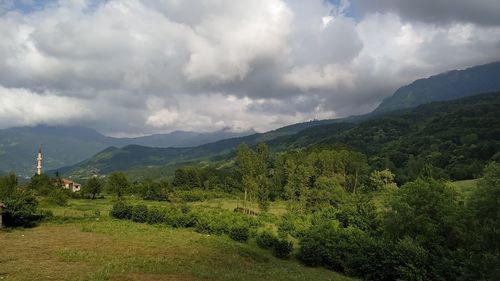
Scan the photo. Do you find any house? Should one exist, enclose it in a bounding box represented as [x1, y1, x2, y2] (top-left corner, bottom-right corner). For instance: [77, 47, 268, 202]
[62, 179, 81, 192]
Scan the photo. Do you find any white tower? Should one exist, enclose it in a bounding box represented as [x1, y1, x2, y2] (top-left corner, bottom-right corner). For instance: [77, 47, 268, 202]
[37, 146, 43, 176]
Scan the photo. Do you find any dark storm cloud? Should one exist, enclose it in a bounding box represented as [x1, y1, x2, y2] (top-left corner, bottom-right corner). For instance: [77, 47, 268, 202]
[352, 0, 500, 26]
[0, 0, 499, 135]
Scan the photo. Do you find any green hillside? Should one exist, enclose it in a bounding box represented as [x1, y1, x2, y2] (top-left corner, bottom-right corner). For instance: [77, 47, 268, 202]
[62, 92, 500, 183]
[271, 92, 500, 182]
[373, 61, 500, 114]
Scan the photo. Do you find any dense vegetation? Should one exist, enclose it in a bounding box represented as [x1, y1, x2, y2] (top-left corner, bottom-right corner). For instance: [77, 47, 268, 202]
[271, 92, 500, 184]
[1, 93, 499, 280]
[61, 92, 500, 184]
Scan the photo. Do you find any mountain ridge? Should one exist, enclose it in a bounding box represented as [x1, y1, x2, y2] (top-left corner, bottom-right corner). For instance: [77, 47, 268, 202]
[373, 61, 500, 114]
[60, 92, 500, 181]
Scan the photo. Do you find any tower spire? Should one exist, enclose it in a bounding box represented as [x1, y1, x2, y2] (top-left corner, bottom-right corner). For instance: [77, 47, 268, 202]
[37, 145, 43, 176]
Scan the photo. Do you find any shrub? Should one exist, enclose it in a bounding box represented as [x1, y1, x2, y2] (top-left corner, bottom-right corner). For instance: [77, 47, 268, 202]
[110, 201, 133, 220]
[272, 239, 293, 259]
[2, 189, 41, 227]
[230, 225, 250, 242]
[47, 188, 69, 206]
[146, 207, 167, 224]
[277, 213, 311, 238]
[131, 204, 149, 223]
[256, 230, 277, 249]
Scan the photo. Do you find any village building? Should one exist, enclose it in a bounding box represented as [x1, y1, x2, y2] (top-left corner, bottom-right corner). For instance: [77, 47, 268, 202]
[36, 146, 81, 192]
[62, 179, 82, 192]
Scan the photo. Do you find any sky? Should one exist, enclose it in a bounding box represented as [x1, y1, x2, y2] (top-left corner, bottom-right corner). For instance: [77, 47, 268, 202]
[0, 0, 499, 136]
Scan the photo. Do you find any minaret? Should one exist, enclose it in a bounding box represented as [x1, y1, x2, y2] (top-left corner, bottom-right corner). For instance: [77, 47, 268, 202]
[37, 146, 43, 176]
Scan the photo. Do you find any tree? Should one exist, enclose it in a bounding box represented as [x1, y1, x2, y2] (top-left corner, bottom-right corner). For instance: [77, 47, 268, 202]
[0, 172, 18, 200]
[85, 177, 102, 199]
[27, 173, 54, 195]
[467, 162, 500, 280]
[369, 169, 398, 192]
[106, 172, 129, 197]
[383, 178, 463, 280]
[284, 160, 312, 214]
[384, 178, 461, 248]
[2, 188, 41, 227]
[237, 143, 269, 213]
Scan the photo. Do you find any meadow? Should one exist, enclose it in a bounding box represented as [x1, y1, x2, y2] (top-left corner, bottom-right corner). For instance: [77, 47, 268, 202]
[0, 197, 353, 281]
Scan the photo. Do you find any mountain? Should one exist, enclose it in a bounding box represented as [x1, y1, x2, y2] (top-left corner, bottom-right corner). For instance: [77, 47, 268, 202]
[0, 126, 110, 177]
[8, 61, 500, 177]
[61, 92, 500, 181]
[107, 129, 255, 148]
[57, 119, 341, 178]
[373, 61, 500, 114]
[270, 92, 500, 181]
[1, 119, 338, 177]
[0, 125, 254, 176]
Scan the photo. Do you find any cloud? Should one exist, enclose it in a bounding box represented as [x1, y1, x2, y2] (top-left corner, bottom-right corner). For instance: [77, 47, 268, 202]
[0, 86, 91, 127]
[0, 0, 499, 135]
[352, 0, 500, 26]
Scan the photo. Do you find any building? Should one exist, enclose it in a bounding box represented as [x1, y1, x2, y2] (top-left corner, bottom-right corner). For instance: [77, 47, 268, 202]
[62, 179, 81, 192]
[37, 146, 43, 176]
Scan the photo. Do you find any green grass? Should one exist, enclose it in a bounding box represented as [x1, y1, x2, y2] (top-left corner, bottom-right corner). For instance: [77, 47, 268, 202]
[1, 197, 353, 281]
[447, 178, 480, 201]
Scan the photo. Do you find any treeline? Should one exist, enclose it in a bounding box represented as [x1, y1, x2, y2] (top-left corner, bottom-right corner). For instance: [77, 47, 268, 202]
[171, 144, 500, 280]
[268, 92, 500, 184]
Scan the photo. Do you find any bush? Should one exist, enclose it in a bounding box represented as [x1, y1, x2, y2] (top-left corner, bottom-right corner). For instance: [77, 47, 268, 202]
[47, 188, 69, 206]
[146, 207, 167, 224]
[2, 189, 41, 227]
[256, 230, 277, 249]
[131, 204, 149, 223]
[230, 225, 250, 242]
[272, 239, 293, 259]
[277, 213, 312, 238]
[110, 201, 133, 220]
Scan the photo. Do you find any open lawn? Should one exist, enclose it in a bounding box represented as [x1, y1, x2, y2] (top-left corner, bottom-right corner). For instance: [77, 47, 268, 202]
[0, 198, 353, 281]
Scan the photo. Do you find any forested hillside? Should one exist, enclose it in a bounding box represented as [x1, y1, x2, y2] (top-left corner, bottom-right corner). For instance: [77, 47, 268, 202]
[271, 92, 500, 183]
[374, 61, 500, 113]
[0, 125, 254, 176]
[62, 92, 500, 184]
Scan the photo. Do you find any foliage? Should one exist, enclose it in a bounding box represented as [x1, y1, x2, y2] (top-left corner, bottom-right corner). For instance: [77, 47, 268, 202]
[2, 188, 42, 227]
[256, 230, 277, 249]
[0, 172, 17, 200]
[255, 229, 293, 259]
[27, 174, 56, 195]
[466, 162, 500, 280]
[84, 177, 103, 199]
[131, 204, 149, 223]
[229, 225, 250, 242]
[47, 188, 69, 206]
[110, 201, 133, 220]
[237, 143, 271, 213]
[271, 238, 293, 259]
[106, 172, 129, 197]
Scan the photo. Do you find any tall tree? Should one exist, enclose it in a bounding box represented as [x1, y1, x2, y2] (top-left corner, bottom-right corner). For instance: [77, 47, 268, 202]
[468, 162, 500, 280]
[106, 172, 129, 198]
[0, 172, 18, 200]
[85, 177, 102, 199]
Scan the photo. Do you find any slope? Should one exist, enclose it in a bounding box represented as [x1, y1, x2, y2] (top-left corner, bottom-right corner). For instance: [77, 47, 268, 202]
[272, 92, 500, 181]
[373, 61, 500, 114]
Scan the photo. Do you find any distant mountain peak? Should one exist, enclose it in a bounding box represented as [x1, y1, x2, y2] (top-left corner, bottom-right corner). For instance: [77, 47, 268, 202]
[373, 61, 500, 114]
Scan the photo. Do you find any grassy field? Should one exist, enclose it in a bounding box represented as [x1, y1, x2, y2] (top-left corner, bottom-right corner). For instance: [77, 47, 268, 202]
[0, 198, 353, 281]
[447, 178, 479, 201]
